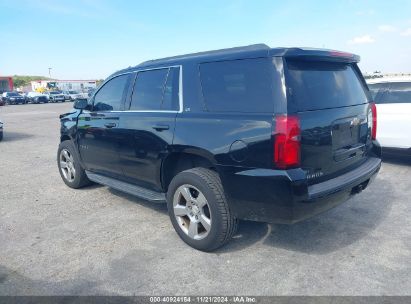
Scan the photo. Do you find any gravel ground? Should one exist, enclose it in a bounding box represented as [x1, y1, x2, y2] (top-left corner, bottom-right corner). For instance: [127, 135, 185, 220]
[0, 103, 410, 296]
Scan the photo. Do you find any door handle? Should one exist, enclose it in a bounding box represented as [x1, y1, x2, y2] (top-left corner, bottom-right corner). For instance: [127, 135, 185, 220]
[152, 124, 170, 131]
[104, 122, 117, 128]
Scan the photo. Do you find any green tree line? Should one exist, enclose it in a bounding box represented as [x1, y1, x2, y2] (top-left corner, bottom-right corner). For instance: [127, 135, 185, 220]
[13, 75, 50, 88]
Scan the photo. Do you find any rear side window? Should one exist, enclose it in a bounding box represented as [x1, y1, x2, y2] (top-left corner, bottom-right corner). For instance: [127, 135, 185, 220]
[93, 74, 130, 111]
[129, 67, 180, 111]
[374, 82, 411, 104]
[286, 61, 369, 111]
[199, 58, 274, 113]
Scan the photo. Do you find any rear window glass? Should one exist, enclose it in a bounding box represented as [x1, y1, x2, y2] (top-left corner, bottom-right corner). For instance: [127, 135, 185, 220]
[200, 58, 274, 113]
[374, 82, 411, 104]
[287, 61, 369, 111]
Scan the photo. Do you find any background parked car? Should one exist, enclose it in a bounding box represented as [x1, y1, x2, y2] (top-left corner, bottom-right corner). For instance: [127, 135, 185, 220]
[27, 92, 49, 104]
[367, 77, 411, 156]
[2, 92, 26, 105]
[62, 90, 82, 101]
[45, 91, 65, 103]
[87, 88, 95, 97]
[0, 119, 3, 141]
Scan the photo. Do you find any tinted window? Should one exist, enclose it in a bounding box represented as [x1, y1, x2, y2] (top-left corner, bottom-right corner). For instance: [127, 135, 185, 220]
[93, 74, 129, 111]
[130, 69, 168, 111]
[200, 58, 274, 113]
[162, 67, 180, 110]
[287, 61, 368, 111]
[375, 82, 411, 104]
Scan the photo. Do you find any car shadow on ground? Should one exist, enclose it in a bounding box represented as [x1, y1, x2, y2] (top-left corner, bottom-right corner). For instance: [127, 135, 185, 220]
[0, 131, 33, 143]
[103, 178, 394, 255]
[382, 154, 411, 166]
[0, 265, 107, 296]
[219, 179, 395, 254]
[0, 265, 145, 299]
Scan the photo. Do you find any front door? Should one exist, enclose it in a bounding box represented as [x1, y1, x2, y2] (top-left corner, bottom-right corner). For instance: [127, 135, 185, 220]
[77, 73, 131, 178]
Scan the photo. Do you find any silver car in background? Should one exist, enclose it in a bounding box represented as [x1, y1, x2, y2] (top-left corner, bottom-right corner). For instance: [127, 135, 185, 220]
[46, 91, 65, 103]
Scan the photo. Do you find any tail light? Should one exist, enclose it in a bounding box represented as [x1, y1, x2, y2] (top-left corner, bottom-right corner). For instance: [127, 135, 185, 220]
[273, 115, 301, 169]
[370, 102, 377, 140]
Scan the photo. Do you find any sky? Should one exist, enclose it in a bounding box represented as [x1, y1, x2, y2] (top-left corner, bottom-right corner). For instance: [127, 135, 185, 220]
[1, 0, 411, 80]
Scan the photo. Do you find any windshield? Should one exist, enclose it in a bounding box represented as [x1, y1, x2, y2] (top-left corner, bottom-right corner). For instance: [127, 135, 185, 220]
[8, 92, 20, 97]
[69, 91, 78, 94]
[287, 61, 369, 111]
[50, 92, 61, 95]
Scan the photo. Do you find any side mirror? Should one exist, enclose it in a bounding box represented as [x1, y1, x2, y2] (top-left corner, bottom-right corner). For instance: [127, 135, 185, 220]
[73, 98, 89, 110]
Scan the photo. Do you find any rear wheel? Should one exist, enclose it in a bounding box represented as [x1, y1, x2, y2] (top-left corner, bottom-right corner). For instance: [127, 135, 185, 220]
[167, 168, 238, 251]
[57, 140, 91, 188]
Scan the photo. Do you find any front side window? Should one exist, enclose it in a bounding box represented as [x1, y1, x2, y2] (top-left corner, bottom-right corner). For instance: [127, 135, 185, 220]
[199, 58, 274, 113]
[129, 67, 180, 111]
[93, 74, 129, 111]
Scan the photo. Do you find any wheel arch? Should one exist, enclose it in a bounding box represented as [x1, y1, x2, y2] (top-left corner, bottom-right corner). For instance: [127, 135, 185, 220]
[60, 134, 71, 142]
[161, 150, 219, 192]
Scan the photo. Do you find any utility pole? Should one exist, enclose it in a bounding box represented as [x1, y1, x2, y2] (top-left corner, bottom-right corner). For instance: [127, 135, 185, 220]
[48, 67, 52, 79]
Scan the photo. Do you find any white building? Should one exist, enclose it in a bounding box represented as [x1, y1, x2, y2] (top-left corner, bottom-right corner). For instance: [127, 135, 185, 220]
[31, 79, 97, 92]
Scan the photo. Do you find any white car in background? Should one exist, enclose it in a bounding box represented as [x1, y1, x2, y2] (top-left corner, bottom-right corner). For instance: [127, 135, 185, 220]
[367, 77, 411, 156]
[62, 90, 82, 101]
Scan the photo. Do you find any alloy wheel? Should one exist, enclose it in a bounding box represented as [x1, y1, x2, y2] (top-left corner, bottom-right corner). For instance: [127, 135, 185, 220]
[59, 149, 76, 182]
[173, 184, 212, 240]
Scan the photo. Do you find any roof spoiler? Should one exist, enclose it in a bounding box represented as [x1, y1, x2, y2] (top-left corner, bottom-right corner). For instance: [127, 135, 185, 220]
[270, 48, 360, 63]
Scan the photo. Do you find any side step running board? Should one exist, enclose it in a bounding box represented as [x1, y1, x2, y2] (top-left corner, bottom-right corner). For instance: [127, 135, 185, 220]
[85, 171, 166, 203]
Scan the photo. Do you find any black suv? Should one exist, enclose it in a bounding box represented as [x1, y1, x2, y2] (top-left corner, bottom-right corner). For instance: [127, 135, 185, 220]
[2, 92, 26, 105]
[58, 44, 381, 251]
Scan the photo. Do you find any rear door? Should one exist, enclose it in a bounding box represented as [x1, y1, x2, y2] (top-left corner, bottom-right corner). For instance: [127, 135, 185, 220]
[77, 73, 131, 178]
[118, 66, 180, 191]
[285, 59, 373, 183]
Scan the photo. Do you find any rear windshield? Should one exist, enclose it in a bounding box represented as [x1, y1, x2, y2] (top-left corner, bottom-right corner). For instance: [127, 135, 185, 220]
[373, 82, 411, 104]
[286, 61, 369, 111]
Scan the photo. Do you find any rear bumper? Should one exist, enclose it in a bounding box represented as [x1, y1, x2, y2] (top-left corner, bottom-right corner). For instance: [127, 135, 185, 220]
[219, 157, 381, 224]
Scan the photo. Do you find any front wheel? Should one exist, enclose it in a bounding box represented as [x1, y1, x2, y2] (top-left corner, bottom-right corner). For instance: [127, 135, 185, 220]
[167, 168, 238, 251]
[57, 140, 91, 188]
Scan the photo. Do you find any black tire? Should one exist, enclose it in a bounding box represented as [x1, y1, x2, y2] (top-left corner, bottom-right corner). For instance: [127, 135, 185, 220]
[57, 140, 91, 189]
[0, 132, 3, 141]
[167, 168, 238, 251]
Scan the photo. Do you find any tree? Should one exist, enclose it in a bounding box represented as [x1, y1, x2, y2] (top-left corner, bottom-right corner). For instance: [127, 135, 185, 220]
[13, 75, 50, 89]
